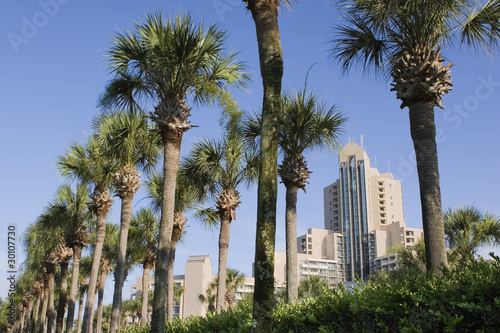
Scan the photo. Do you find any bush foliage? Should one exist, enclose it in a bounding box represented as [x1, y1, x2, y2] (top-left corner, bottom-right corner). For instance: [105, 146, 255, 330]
[121, 259, 500, 333]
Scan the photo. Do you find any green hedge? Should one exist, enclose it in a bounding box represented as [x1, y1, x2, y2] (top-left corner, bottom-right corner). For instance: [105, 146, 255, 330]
[121, 259, 500, 333]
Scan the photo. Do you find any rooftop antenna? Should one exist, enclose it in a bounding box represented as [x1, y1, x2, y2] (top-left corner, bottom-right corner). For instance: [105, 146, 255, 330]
[360, 134, 364, 150]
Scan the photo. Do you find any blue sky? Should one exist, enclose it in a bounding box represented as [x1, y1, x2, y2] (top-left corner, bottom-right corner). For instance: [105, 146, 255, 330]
[1, 0, 499, 303]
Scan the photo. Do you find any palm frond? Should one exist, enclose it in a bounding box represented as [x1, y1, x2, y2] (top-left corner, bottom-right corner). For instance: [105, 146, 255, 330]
[330, 12, 389, 76]
[459, 0, 500, 53]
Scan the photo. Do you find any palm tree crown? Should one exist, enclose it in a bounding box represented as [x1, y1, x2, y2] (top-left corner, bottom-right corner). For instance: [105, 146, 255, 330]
[103, 13, 248, 330]
[444, 206, 500, 264]
[330, 0, 500, 275]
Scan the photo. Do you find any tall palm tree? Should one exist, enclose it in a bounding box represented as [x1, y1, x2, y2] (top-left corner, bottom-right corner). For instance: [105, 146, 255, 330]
[102, 12, 248, 331]
[77, 256, 92, 333]
[58, 136, 117, 333]
[49, 183, 92, 333]
[245, 89, 346, 301]
[23, 214, 62, 333]
[444, 206, 500, 265]
[94, 223, 120, 333]
[145, 171, 196, 321]
[93, 110, 161, 332]
[181, 123, 258, 311]
[331, 0, 500, 274]
[42, 184, 92, 333]
[241, 0, 294, 330]
[129, 208, 158, 327]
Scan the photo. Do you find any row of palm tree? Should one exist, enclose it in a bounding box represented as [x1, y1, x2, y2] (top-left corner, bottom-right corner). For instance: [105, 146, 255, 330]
[8, 1, 500, 332]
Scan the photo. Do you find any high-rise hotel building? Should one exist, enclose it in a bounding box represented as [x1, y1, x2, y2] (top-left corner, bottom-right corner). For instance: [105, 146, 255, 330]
[324, 142, 423, 281]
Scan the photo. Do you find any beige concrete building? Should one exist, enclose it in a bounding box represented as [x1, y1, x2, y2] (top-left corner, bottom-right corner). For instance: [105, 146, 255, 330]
[324, 142, 423, 281]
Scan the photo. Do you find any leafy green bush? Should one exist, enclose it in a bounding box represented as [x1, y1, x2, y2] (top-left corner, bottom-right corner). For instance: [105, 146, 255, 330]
[121, 259, 500, 333]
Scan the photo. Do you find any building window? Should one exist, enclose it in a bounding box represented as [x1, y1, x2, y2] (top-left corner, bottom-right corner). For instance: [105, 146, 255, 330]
[308, 244, 312, 249]
[308, 237, 312, 242]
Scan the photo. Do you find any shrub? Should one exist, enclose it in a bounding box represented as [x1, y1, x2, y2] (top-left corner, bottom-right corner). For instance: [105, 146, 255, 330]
[121, 259, 500, 333]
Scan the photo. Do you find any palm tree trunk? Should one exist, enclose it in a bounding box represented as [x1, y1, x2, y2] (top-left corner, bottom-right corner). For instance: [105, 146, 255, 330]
[216, 215, 232, 311]
[36, 284, 46, 333]
[19, 307, 25, 333]
[96, 268, 109, 333]
[246, 1, 283, 332]
[285, 185, 299, 302]
[140, 263, 153, 327]
[110, 192, 134, 333]
[55, 261, 70, 333]
[409, 101, 448, 274]
[27, 294, 37, 333]
[66, 245, 82, 333]
[151, 131, 183, 332]
[82, 205, 108, 333]
[166, 232, 181, 322]
[46, 263, 57, 333]
[76, 291, 85, 333]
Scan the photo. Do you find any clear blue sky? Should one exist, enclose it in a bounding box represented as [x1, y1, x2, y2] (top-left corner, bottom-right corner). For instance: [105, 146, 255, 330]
[1, 1, 499, 303]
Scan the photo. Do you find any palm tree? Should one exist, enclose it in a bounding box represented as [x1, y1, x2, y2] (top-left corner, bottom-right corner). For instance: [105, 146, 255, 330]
[94, 223, 119, 333]
[76, 257, 92, 333]
[23, 214, 62, 333]
[331, 0, 500, 274]
[198, 281, 217, 314]
[444, 206, 500, 265]
[58, 136, 117, 333]
[103, 14, 246, 333]
[129, 208, 158, 327]
[50, 183, 92, 333]
[297, 276, 328, 300]
[42, 184, 92, 333]
[245, 89, 346, 301]
[241, 0, 294, 329]
[102, 12, 248, 331]
[145, 171, 195, 321]
[93, 110, 161, 332]
[182, 111, 258, 312]
[224, 268, 246, 309]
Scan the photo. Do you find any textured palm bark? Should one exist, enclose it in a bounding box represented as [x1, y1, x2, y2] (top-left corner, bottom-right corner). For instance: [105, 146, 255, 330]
[36, 282, 46, 333]
[140, 263, 153, 327]
[110, 191, 135, 333]
[76, 290, 85, 333]
[285, 185, 299, 302]
[151, 130, 183, 333]
[45, 263, 56, 333]
[30, 290, 41, 333]
[409, 101, 448, 273]
[82, 193, 111, 333]
[66, 245, 82, 333]
[167, 215, 184, 322]
[96, 266, 110, 333]
[245, 1, 283, 332]
[55, 261, 70, 333]
[216, 214, 232, 311]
